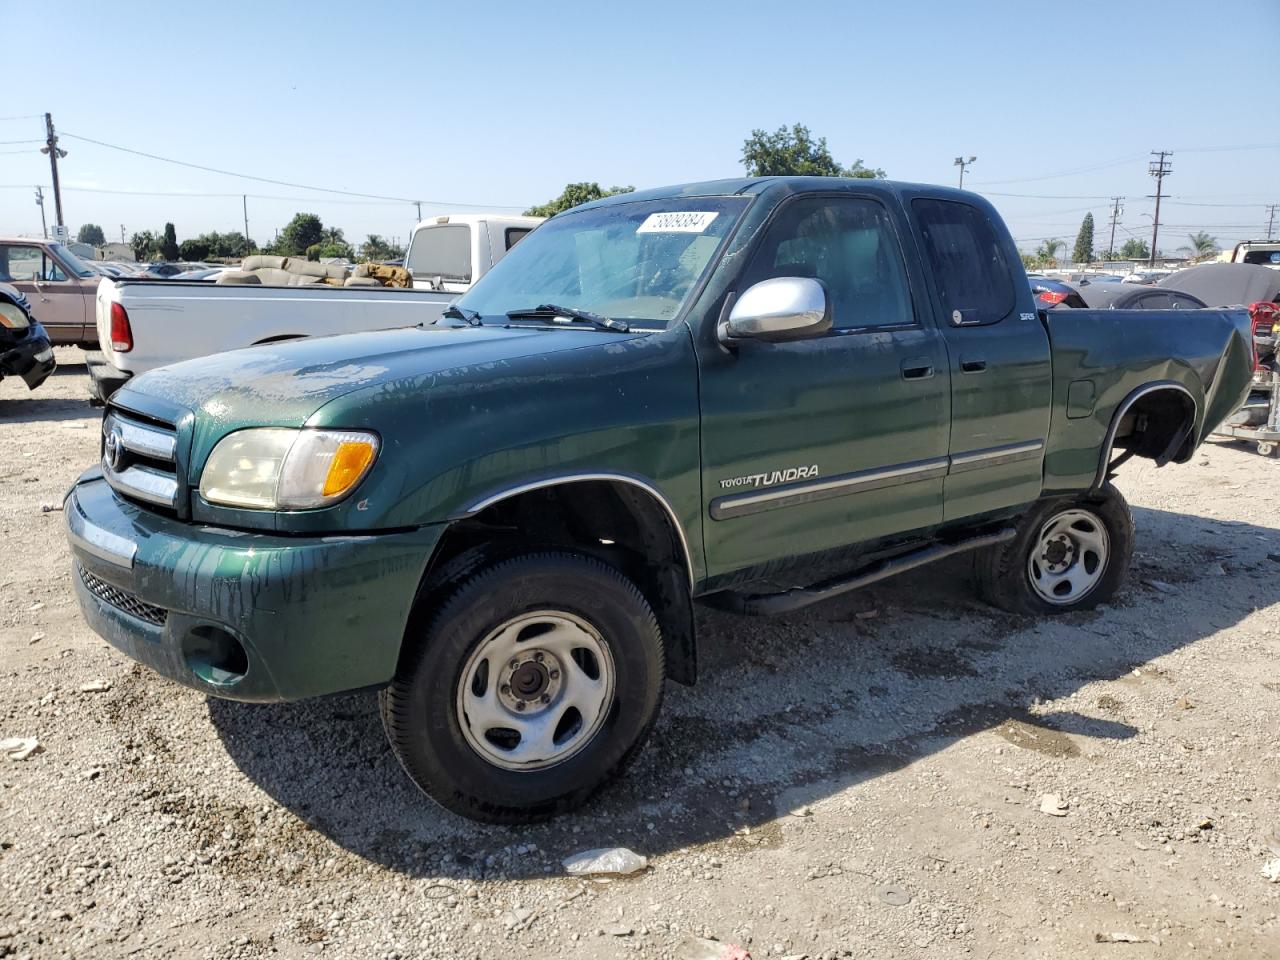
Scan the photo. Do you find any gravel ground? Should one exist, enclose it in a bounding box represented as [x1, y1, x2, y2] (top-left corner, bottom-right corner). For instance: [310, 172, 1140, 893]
[2, 351, 1279, 960]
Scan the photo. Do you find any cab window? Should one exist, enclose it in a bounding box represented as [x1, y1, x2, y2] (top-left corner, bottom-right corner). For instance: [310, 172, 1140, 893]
[913, 198, 1016, 326]
[739, 197, 914, 329]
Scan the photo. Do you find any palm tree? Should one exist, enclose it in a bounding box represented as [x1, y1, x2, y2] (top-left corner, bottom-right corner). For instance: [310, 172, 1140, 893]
[1036, 238, 1064, 266]
[1186, 231, 1219, 261]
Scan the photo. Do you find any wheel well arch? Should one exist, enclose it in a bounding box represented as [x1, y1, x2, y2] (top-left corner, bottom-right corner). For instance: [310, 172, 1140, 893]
[411, 477, 698, 685]
[1094, 381, 1199, 488]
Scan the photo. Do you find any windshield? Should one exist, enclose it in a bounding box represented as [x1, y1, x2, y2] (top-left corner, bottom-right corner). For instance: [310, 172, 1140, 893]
[456, 196, 748, 325]
[48, 243, 96, 279]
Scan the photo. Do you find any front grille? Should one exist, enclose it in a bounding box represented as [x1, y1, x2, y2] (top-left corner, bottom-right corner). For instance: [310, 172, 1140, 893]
[78, 563, 168, 626]
[102, 407, 180, 511]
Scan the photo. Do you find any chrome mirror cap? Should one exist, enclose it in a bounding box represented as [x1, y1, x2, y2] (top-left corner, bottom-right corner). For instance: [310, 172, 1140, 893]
[720, 276, 831, 344]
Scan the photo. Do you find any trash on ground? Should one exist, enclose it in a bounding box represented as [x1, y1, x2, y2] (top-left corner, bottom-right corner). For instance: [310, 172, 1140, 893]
[562, 847, 648, 876]
[604, 923, 633, 937]
[874, 885, 911, 906]
[789, 805, 813, 818]
[39, 503, 63, 513]
[1, 737, 41, 761]
[1262, 858, 1280, 883]
[1095, 931, 1158, 944]
[1039, 794, 1069, 817]
[679, 936, 751, 960]
[1174, 696, 1195, 710]
[854, 609, 880, 620]
[79, 680, 111, 693]
[1146, 580, 1178, 595]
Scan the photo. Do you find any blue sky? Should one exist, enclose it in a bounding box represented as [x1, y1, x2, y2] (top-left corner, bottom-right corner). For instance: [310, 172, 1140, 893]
[3, 0, 1277, 255]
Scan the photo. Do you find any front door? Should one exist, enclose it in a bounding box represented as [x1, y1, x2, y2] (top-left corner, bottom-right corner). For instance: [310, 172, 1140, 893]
[0, 243, 88, 344]
[696, 194, 952, 581]
[908, 197, 1053, 521]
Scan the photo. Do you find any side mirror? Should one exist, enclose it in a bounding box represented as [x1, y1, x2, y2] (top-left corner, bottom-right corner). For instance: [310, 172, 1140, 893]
[718, 276, 831, 345]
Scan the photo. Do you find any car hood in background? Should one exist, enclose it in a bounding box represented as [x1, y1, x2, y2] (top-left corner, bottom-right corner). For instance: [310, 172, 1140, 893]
[1159, 263, 1280, 307]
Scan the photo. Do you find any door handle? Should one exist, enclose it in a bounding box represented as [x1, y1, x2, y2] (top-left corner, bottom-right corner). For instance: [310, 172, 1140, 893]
[901, 357, 934, 381]
[960, 358, 987, 374]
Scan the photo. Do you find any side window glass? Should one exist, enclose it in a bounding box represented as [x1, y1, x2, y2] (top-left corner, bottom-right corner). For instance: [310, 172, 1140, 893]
[504, 228, 531, 250]
[912, 199, 1016, 325]
[740, 197, 914, 329]
[45, 256, 68, 282]
[0, 246, 44, 282]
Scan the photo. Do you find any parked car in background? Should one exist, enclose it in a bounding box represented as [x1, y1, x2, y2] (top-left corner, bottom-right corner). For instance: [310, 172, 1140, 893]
[1228, 240, 1280, 269]
[169, 268, 227, 282]
[0, 237, 99, 347]
[405, 214, 542, 292]
[1080, 285, 1207, 310]
[0, 282, 56, 390]
[1030, 276, 1087, 308]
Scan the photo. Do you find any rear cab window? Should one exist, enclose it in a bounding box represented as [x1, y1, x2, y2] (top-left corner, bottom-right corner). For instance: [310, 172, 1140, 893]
[504, 228, 531, 250]
[912, 198, 1017, 326]
[406, 224, 472, 283]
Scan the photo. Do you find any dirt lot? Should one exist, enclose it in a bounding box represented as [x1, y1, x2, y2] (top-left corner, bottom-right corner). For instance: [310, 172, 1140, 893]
[2, 351, 1279, 960]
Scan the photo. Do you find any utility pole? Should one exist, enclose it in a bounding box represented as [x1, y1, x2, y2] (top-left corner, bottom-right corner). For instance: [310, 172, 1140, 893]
[120, 224, 126, 244]
[34, 187, 47, 239]
[414, 201, 423, 222]
[1266, 204, 1277, 241]
[40, 113, 67, 229]
[1106, 196, 1124, 259]
[242, 195, 250, 244]
[954, 155, 976, 189]
[1146, 150, 1172, 267]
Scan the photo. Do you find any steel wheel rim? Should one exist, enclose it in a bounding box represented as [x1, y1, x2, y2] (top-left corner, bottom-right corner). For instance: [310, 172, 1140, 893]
[1027, 508, 1110, 605]
[455, 610, 615, 772]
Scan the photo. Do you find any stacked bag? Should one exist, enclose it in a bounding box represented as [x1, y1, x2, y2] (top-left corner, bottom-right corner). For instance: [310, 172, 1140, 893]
[216, 256, 411, 288]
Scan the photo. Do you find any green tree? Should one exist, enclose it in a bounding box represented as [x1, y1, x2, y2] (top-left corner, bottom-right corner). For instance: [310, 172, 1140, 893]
[1118, 237, 1150, 260]
[1035, 238, 1064, 266]
[77, 223, 105, 246]
[129, 230, 157, 261]
[1020, 251, 1043, 271]
[1071, 213, 1095, 264]
[273, 213, 325, 257]
[360, 234, 406, 261]
[741, 123, 885, 178]
[1185, 231, 1219, 261]
[179, 238, 211, 262]
[524, 183, 635, 218]
[159, 223, 179, 261]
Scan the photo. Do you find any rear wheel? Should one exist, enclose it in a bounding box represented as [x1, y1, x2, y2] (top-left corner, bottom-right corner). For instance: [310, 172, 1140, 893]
[379, 551, 664, 823]
[976, 484, 1133, 615]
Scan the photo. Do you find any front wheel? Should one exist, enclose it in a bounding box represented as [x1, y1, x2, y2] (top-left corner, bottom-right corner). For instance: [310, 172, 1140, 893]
[379, 551, 665, 823]
[975, 484, 1134, 615]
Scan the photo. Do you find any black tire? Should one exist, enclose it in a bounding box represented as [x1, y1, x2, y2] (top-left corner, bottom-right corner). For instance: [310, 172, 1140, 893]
[975, 484, 1134, 615]
[379, 551, 665, 823]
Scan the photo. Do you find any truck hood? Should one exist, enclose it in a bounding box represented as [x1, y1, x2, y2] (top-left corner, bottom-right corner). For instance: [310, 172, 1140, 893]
[114, 324, 641, 428]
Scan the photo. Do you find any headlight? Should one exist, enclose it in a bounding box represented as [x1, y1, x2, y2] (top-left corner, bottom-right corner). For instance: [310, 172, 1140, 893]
[0, 303, 30, 329]
[199, 428, 379, 510]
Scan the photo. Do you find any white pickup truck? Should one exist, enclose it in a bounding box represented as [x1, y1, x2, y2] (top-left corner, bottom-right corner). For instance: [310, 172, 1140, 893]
[86, 213, 542, 401]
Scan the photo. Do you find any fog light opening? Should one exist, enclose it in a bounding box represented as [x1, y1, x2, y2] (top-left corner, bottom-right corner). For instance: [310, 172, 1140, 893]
[183, 626, 249, 687]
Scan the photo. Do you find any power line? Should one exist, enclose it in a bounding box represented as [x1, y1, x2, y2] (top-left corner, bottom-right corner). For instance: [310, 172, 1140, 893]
[0, 138, 41, 145]
[60, 130, 526, 208]
[970, 153, 1148, 186]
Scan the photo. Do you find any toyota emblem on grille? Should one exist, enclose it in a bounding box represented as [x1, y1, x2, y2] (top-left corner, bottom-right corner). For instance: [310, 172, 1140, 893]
[104, 425, 125, 472]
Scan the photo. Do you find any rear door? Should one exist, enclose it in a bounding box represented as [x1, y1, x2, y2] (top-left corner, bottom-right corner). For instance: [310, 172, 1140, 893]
[909, 197, 1052, 521]
[697, 193, 952, 578]
[0, 243, 88, 344]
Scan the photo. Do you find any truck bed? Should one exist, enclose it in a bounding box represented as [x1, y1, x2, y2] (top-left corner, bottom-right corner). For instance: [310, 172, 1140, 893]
[95, 277, 455, 379]
[1040, 306, 1253, 492]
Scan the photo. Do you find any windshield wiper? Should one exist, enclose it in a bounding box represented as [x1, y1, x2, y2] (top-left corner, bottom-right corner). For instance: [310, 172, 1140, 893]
[441, 304, 482, 326]
[505, 304, 630, 333]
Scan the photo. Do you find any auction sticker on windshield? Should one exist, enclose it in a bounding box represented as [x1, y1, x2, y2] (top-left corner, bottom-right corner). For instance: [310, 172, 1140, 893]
[636, 211, 719, 234]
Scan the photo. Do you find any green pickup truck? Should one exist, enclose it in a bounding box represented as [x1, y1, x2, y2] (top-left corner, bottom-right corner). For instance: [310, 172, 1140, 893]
[66, 177, 1252, 822]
